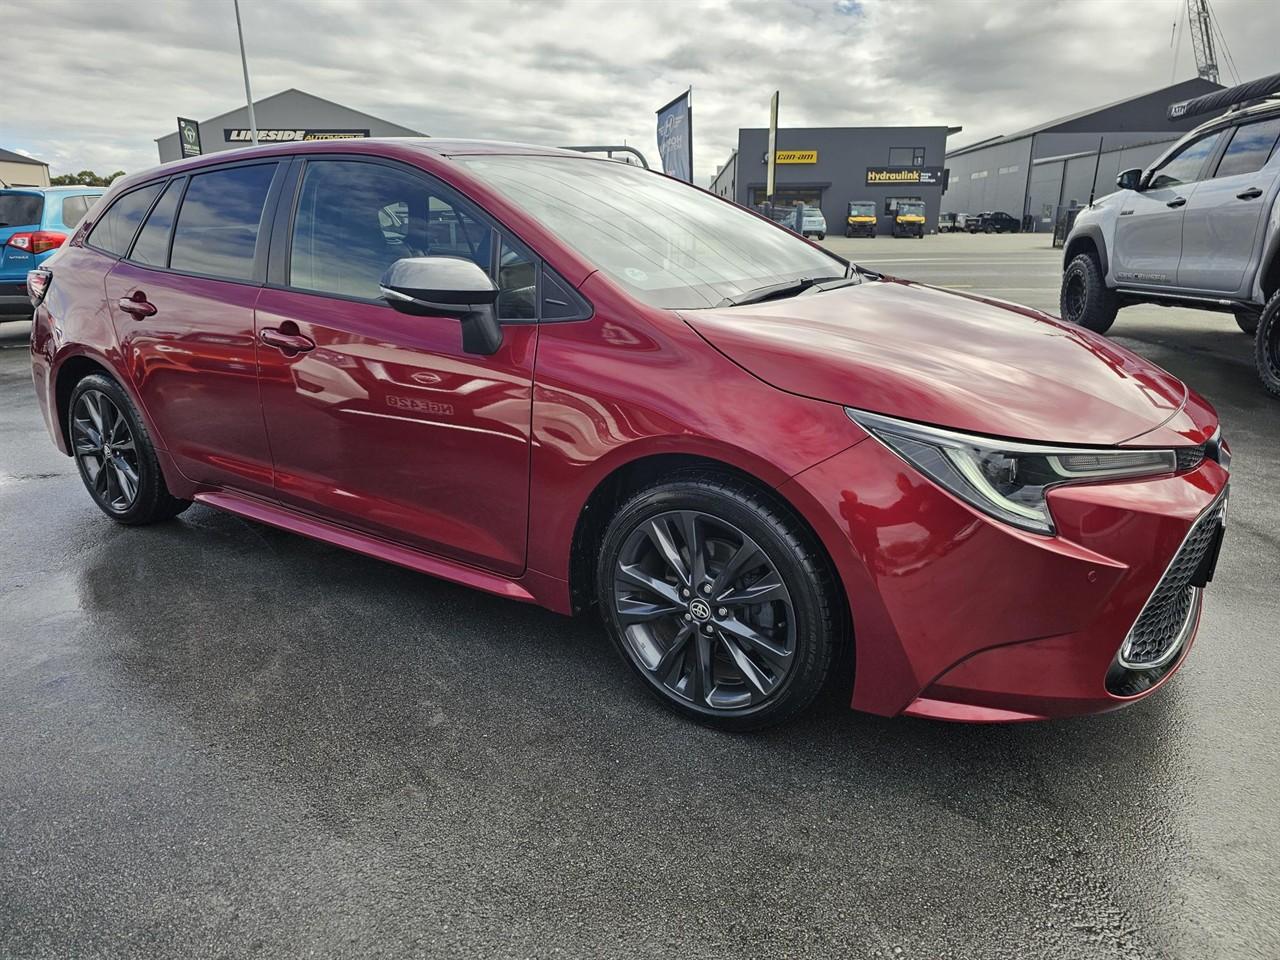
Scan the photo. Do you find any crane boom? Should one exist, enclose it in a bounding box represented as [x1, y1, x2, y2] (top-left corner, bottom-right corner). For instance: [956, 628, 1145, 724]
[1187, 0, 1220, 85]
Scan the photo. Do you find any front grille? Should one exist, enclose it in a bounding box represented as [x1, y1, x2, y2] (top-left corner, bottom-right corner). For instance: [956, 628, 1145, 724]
[1175, 444, 1206, 472]
[1119, 494, 1226, 669]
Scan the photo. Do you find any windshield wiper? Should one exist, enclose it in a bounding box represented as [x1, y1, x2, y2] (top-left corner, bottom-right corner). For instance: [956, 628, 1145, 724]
[718, 275, 845, 307]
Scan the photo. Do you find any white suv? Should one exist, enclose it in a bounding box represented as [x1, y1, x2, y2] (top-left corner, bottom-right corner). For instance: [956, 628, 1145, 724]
[1060, 76, 1280, 397]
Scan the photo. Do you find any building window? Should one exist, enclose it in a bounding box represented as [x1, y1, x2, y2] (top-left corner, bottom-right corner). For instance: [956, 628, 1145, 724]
[998, 165, 1020, 175]
[970, 170, 989, 180]
[889, 147, 925, 167]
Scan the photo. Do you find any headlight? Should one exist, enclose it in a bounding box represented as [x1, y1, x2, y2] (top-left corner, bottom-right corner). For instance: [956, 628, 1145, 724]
[846, 409, 1177, 535]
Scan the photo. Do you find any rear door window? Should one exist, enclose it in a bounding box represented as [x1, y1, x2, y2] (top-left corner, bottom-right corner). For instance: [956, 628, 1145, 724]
[86, 183, 164, 256]
[0, 193, 42, 228]
[1213, 116, 1280, 180]
[169, 163, 276, 281]
[129, 179, 185, 267]
[60, 195, 92, 229]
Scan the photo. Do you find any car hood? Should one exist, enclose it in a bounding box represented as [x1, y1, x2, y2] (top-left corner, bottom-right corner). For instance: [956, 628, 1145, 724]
[678, 279, 1192, 446]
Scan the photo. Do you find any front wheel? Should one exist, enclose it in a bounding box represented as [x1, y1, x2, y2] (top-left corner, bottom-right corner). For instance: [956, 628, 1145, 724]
[596, 474, 841, 730]
[1060, 252, 1119, 334]
[68, 373, 191, 524]
[817, 233, 825, 240]
[1255, 290, 1280, 399]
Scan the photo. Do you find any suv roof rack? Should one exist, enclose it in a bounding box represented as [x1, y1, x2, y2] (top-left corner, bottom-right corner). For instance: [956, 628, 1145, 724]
[1168, 72, 1280, 122]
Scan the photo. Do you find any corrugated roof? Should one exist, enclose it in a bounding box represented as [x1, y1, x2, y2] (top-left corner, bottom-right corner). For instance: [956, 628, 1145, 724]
[0, 148, 47, 166]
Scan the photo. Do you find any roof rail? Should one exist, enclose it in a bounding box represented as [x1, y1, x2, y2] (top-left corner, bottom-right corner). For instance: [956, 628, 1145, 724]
[561, 145, 651, 169]
[1168, 72, 1280, 122]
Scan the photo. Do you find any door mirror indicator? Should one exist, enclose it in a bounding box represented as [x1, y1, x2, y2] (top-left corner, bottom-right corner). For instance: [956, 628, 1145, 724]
[1116, 168, 1144, 192]
[380, 256, 503, 355]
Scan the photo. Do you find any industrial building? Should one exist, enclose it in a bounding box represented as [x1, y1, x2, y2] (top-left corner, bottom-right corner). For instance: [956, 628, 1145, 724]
[710, 125, 959, 236]
[943, 78, 1221, 232]
[155, 89, 425, 163]
[0, 148, 50, 187]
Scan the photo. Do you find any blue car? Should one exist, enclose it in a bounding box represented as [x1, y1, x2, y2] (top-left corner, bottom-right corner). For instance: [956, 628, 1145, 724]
[0, 185, 104, 318]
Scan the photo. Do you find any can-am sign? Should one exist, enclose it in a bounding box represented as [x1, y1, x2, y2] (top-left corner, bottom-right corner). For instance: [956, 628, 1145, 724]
[224, 128, 370, 143]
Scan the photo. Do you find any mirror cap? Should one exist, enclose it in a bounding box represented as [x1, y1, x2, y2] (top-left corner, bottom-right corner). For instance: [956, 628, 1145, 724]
[380, 256, 498, 312]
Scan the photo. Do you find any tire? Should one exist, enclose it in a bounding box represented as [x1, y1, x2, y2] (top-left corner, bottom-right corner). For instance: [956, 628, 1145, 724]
[818, 233, 825, 241]
[68, 373, 191, 525]
[1060, 251, 1120, 334]
[1236, 310, 1259, 336]
[845, 227, 852, 238]
[596, 472, 842, 731]
[984, 224, 993, 234]
[1255, 290, 1280, 399]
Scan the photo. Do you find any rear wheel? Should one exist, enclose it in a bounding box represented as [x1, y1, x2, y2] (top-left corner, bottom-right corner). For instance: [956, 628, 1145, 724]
[1060, 252, 1119, 334]
[596, 474, 841, 730]
[1236, 310, 1259, 336]
[1255, 290, 1280, 399]
[68, 373, 191, 524]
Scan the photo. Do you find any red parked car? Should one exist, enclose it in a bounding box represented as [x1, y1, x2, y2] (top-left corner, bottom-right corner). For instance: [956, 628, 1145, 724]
[28, 140, 1230, 728]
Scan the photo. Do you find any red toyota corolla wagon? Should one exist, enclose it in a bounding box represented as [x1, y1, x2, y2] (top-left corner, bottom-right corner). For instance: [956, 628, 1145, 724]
[28, 140, 1230, 728]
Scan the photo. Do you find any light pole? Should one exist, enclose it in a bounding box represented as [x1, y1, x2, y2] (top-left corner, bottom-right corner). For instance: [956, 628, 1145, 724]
[233, 0, 259, 146]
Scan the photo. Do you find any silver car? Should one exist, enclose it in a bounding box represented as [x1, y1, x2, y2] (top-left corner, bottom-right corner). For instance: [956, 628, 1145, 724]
[1060, 73, 1280, 397]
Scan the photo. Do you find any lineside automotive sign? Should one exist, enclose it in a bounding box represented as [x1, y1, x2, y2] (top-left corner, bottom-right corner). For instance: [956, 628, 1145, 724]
[223, 128, 371, 143]
[866, 166, 946, 186]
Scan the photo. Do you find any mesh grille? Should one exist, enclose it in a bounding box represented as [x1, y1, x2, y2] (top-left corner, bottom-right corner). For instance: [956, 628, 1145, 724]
[1120, 496, 1225, 668]
[1175, 445, 1206, 472]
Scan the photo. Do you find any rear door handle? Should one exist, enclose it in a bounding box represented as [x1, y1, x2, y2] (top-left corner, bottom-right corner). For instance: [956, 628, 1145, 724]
[117, 293, 156, 318]
[260, 326, 315, 355]
[1166, 196, 1187, 208]
[1237, 187, 1263, 200]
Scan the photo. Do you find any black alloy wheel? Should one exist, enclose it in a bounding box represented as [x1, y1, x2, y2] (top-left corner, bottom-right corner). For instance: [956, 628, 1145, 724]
[68, 373, 191, 524]
[72, 389, 141, 515]
[597, 475, 840, 729]
[1060, 252, 1119, 334]
[1256, 290, 1280, 399]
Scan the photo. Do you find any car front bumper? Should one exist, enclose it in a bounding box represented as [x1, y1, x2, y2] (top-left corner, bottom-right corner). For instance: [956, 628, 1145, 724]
[781, 428, 1230, 721]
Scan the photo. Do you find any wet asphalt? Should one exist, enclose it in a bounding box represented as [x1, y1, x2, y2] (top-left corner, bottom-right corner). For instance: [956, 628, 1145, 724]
[1, 233, 1277, 959]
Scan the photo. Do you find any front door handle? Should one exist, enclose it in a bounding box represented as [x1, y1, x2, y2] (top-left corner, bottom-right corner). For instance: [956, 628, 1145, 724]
[260, 326, 316, 355]
[1237, 187, 1263, 200]
[117, 292, 156, 318]
[1166, 196, 1187, 208]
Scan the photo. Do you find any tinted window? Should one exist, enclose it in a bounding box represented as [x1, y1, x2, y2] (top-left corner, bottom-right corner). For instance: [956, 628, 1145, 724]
[169, 164, 276, 281]
[0, 193, 42, 228]
[1214, 117, 1280, 179]
[497, 237, 536, 320]
[1149, 131, 1225, 189]
[60, 195, 92, 229]
[289, 160, 493, 302]
[130, 179, 185, 267]
[87, 184, 162, 256]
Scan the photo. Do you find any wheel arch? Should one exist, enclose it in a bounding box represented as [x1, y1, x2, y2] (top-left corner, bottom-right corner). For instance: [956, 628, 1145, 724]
[53, 353, 117, 455]
[566, 452, 850, 641]
[1064, 225, 1109, 279]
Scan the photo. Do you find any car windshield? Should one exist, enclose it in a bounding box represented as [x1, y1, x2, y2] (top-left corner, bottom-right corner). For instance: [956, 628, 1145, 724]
[804, 208, 823, 217]
[849, 203, 875, 216]
[0, 192, 43, 227]
[900, 203, 925, 215]
[457, 156, 847, 308]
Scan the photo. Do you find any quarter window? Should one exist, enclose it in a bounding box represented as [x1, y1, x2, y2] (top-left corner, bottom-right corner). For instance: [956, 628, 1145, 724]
[129, 179, 185, 267]
[60, 195, 92, 229]
[87, 183, 163, 257]
[169, 163, 276, 281]
[1149, 131, 1226, 189]
[1214, 117, 1280, 179]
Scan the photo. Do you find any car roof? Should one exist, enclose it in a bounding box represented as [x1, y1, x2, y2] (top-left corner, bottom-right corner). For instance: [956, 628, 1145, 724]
[0, 185, 104, 195]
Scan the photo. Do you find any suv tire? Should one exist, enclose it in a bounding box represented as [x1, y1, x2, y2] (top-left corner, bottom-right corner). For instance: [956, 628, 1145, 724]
[1236, 310, 1259, 336]
[1060, 252, 1120, 334]
[596, 472, 842, 731]
[1255, 290, 1280, 399]
[68, 373, 192, 525]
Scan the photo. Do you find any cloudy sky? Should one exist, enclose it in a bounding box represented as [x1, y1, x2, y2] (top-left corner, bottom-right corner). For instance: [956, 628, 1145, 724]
[3, 0, 1275, 184]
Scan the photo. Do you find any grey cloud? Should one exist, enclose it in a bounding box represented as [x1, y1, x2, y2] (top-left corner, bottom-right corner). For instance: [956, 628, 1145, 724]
[4, 0, 1274, 182]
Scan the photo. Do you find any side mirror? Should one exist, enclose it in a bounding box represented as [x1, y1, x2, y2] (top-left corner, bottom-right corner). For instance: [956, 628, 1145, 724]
[380, 256, 502, 355]
[1116, 167, 1144, 192]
